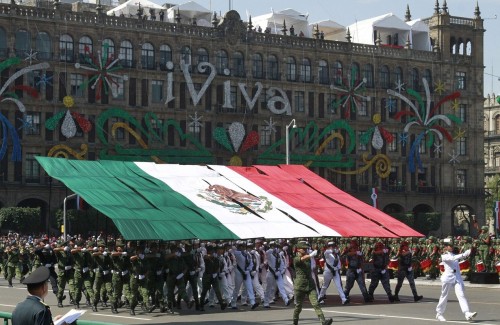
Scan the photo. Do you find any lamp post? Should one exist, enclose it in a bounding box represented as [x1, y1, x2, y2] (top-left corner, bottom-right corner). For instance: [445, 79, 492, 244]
[63, 193, 76, 240]
[285, 119, 297, 165]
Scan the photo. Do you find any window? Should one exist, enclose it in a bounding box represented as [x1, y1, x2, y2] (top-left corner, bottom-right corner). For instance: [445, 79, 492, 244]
[332, 61, 343, 85]
[423, 69, 433, 91]
[102, 38, 115, 60]
[456, 169, 466, 188]
[111, 78, 125, 100]
[388, 133, 397, 152]
[458, 104, 466, 122]
[180, 45, 191, 68]
[386, 97, 398, 117]
[232, 51, 245, 77]
[149, 118, 163, 143]
[418, 135, 427, 154]
[379, 65, 390, 89]
[295, 91, 305, 112]
[141, 43, 155, 70]
[159, 44, 172, 70]
[152, 80, 164, 103]
[25, 153, 40, 183]
[300, 58, 312, 82]
[28, 70, 42, 92]
[393, 66, 403, 86]
[216, 50, 229, 75]
[267, 55, 279, 80]
[455, 71, 466, 90]
[189, 83, 201, 106]
[35, 32, 51, 60]
[70, 73, 84, 97]
[229, 85, 237, 111]
[327, 94, 337, 114]
[358, 98, 369, 116]
[15, 29, 30, 58]
[252, 53, 263, 79]
[78, 36, 93, 63]
[350, 62, 360, 81]
[318, 60, 329, 84]
[260, 125, 271, 146]
[456, 136, 467, 155]
[358, 131, 367, 151]
[119, 40, 133, 68]
[362, 64, 374, 88]
[24, 112, 41, 135]
[59, 34, 74, 62]
[197, 47, 209, 64]
[410, 68, 419, 90]
[286, 56, 296, 81]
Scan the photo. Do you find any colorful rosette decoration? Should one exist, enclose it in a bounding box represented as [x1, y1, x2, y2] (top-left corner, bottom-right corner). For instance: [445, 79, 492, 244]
[213, 122, 259, 166]
[45, 96, 92, 138]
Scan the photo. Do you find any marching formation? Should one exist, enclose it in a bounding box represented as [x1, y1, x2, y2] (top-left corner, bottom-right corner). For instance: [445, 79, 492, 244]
[0, 230, 499, 321]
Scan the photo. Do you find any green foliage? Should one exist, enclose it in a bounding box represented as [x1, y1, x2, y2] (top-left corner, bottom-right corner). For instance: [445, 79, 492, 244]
[414, 212, 441, 236]
[484, 175, 500, 225]
[390, 212, 414, 226]
[0, 207, 42, 234]
[54, 208, 118, 237]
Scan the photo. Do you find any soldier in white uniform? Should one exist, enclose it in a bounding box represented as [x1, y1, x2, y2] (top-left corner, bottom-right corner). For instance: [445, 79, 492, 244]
[240, 242, 265, 306]
[435, 238, 477, 322]
[280, 242, 294, 300]
[318, 242, 348, 304]
[264, 241, 291, 308]
[231, 242, 259, 310]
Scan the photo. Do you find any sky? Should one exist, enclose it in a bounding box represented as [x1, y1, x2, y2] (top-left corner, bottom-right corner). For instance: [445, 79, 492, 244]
[155, 0, 500, 97]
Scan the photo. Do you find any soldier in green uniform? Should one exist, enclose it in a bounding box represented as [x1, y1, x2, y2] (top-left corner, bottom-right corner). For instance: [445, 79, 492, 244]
[110, 239, 131, 314]
[54, 242, 74, 307]
[92, 240, 113, 309]
[6, 242, 20, 287]
[147, 242, 165, 312]
[129, 245, 155, 315]
[0, 243, 4, 279]
[477, 226, 492, 272]
[292, 241, 333, 325]
[180, 241, 202, 311]
[70, 240, 87, 309]
[166, 245, 192, 312]
[199, 245, 227, 311]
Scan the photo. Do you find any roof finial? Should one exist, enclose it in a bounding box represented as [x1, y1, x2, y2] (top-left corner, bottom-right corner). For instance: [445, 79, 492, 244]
[346, 27, 352, 43]
[434, 0, 440, 15]
[442, 0, 448, 14]
[375, 31, 382, 46]
[175, 8, 181, 23]
[405, 4, 412, 22]
[247, 15, 253, 31]
[474, 1, 481, 18]
[281, 19, 288, 35]
[404, 34, 411, 49]
[212, 11, 218, 27]
[314, 24, 320, 39]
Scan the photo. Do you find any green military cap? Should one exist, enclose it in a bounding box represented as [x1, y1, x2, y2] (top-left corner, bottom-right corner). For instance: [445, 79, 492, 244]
[481, 226, 488, 231]
[97, 240, 106, 247]
[296, 241, 309, 249]
[22, 266, 50, 285]
[115, 239, 125, 247]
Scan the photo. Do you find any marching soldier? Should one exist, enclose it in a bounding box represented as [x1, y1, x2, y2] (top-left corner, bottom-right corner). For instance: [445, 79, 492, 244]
[110, 239, 130, 314]
[394, 241, 423, 302]
[231, 241, 259, 310]
[342, 239, 371, 303]
[6, 242, 20, 287]
[147, 242, 165, 312]
[199, 245, 227, 311]
[54, 241, 74, 307]
[264, 241, 291, 308]
[368, 241, 395, 302]
[165, 245, 192, 312]
[92, 240, 113, 309]
[477, 226, 492, 272]
[318, 241, 347, 305]
[34, 239, 59, 296]
[181, 241, 202, 311]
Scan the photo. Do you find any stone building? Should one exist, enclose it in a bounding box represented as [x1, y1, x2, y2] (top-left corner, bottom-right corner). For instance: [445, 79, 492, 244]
[0, 0, 485, 236]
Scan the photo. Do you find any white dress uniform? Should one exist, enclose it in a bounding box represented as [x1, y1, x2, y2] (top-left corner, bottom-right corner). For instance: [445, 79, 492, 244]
[280, 248, 294, 298]
[436, 247, 477, 321]
[241, 248, 265, 304]
[264, 247, 290, 307]
[231, 248, 257, 308]
[319, 247, 347, 304]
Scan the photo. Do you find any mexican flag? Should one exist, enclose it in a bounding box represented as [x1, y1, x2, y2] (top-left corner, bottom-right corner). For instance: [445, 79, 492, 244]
[36, 157, 422, 240]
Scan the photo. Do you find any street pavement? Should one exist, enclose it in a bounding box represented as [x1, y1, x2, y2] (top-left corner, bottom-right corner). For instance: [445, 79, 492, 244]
[0, 276, 499, 324]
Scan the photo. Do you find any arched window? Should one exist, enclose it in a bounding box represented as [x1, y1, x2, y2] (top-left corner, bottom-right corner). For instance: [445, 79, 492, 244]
[423, 69, 433, 92]
[101, 38, 115, 60]
[362, 63, 374, 88]
[0, 27, 6, 57]
[450, 36, 456, 54]
[35, 32, 51, 60]
[318, 60, 329, 84]
[215, 49, 228, 75]
[410, 68, 419, 90]
[300, 58, 311, 82]
[458, 38, 464, 55]
[332, 60, 343, 86]
[180, 45, 191, 67]
[197, 47, 209, 64]
[159, 44, 172, 70]
[393, 66, 403, 86]
[141, 42, 155, 70]
[267, 54, 279, 80]
[466, 40, 472, 56]
[59, 34, 73, 62]
[495, 115, 500, 134]
[119, 40, 133, 68]
[78, 36, 92, 63]
[379, 65, 390, 89]
[252, 53, 263, 79]
[232, 51, 245, 77]
[349, 62, 360, 82]
[15, 29, 31, 58]
[286, 56, 296, 81]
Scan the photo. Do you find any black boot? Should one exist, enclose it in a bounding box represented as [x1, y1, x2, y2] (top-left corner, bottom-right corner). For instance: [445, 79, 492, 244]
[130, 308, 135, 316]
[111, 302, 118, 314]
[323, 318, 333, 325]
[414, 295, 423, 302]
[57, 300, 63, 308]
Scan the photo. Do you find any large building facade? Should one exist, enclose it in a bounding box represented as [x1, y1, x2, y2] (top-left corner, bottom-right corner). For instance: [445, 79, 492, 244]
[0, 1, 486, 236]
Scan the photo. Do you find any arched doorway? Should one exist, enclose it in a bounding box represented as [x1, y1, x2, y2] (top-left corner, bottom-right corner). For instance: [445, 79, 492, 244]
[383, 203, 405, 214]
[17, 198, 48, 234]
[412, 204, 439, 236]
[452, 204, 474, 236]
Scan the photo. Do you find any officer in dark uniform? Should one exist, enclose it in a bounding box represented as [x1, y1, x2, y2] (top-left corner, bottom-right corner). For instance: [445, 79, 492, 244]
[342, 239, 371, 303]
[394, 241, 423, 302]
[368, 241, 395, 302]
[34, 240, 59, 296]
[199, 244, 227, 311]
[12, 266, 62, 325]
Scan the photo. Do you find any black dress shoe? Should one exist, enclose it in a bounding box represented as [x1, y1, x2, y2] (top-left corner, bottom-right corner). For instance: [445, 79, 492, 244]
[251, 302, 259, 310]
[414, 295, 423, 302]
[323, 318, 333, 325]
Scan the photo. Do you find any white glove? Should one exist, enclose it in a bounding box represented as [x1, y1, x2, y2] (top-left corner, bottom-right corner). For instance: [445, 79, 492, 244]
[176, 273, 184, 280]
[122, 252, 127, 256]
[463, 249, 471, 258]
[383, 249, 388, 253]
[356, 251, 362, 256]
[357, 268, 362, 274]
[251, 270, 257, 276]
[309, 250, 318, 258]
[81, 247, 87, 252]
[189, 271, 195, 276]
[408, 267, 413, 272]
[212, 273, 218, 279]
[64, 246, 70, 252]
[381, 269, 386, 274]
[93, 247, 98, 252]
[103, 251, 108, 256]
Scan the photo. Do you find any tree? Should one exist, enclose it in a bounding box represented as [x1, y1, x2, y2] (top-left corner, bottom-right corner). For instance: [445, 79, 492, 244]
[484, 175, 499, 228]
[0, 207, 42, 234]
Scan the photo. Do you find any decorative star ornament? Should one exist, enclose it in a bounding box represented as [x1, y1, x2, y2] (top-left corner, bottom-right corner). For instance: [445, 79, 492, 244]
[451, 99, 460, 111]
[36, 73, 53, 87]
[263, 117, 277, 133]
[399, 133, 409, 146]
[453, 128, 466, 140]
[448, 150, 460, 164]
[188, 111, 203, 129]
[394, 81, 405, 93]
[386, 97, 396, 111]
[433, 142, 442, 153]
[24, 49, 38, 65]
[434, 80, 445, 95]
[17, 115, 36, 132]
